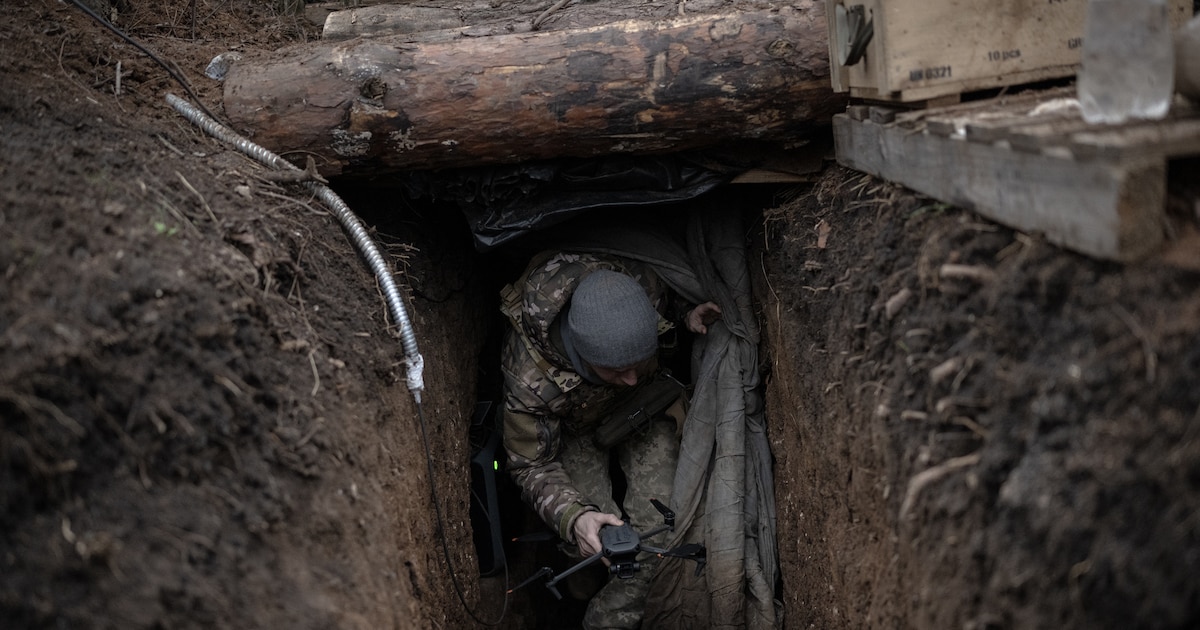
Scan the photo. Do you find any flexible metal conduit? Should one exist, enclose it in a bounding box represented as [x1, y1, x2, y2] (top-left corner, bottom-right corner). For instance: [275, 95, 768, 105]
[165, 93, 425, 402]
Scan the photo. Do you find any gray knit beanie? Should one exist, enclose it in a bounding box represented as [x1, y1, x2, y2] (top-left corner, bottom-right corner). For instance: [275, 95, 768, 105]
[566, 270, 659, 369]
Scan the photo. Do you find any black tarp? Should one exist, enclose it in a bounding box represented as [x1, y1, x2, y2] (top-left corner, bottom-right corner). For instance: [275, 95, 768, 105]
[398, 154, 730, 250]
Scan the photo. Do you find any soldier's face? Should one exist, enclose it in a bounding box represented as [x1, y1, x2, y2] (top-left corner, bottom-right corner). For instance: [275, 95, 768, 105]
[589, 356, 658, 388]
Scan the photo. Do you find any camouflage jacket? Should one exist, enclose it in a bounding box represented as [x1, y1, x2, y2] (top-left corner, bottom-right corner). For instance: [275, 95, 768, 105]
[500, 251, 676, 542]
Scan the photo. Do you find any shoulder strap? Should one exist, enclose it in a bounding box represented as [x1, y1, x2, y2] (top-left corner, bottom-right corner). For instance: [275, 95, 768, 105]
[500, 281, 580, 393]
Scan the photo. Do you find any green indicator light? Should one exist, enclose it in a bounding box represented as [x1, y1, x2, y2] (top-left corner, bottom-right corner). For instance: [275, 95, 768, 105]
[493, 460, 499, 471]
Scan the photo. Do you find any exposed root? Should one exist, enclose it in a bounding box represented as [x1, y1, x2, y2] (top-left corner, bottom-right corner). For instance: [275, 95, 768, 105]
[952, 416, 990, 439]
[176, 171, 219, 224]
[929, 356, 965, 386]
[939, 264, 997, 284]
[0, 387, 87, 437]
[1111, 304, 1157, 384]
[308, 349, 321, 397]
[258, 155, 328, 184]
[899, 451, 982, 520]
[885, 287, 913, 320]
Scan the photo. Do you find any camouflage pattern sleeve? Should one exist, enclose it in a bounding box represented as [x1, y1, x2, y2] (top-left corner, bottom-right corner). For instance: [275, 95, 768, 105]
[500, 331, 596, 542]
[498, 250, 675, 542]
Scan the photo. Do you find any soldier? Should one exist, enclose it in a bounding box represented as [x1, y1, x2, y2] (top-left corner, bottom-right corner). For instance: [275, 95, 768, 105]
[500, 250, 720, 629]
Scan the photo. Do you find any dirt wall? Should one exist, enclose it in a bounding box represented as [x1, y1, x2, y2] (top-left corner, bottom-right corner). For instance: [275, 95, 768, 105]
[757, 169, 1200, 629]
[1, 3, 489, 626]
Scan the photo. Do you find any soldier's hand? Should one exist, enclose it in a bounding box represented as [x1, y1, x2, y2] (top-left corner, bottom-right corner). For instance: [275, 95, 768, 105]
[574, 510, 623, 557]
[686, 301, 722, 334]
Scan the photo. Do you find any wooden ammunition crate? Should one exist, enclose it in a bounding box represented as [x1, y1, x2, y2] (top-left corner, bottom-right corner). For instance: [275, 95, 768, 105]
[826, 0, 1193, 103]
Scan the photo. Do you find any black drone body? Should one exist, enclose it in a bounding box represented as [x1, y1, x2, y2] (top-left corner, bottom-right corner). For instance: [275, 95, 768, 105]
[510, 499, 707, 599]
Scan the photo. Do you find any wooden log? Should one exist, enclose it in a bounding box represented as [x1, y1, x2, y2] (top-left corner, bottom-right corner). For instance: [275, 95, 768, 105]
[222, 5, 846, 176]
[322, 5, 463, 41]
[303, 0, 395, 27]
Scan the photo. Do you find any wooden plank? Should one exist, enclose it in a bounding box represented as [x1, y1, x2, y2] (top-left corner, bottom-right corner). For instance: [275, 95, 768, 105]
[991, 102, 1200, 157]
[891, 86, 1074, 127]
[847, 105, 871, 122]
[963, 104, 1080, 142]
[908, 93, 1078, 139]
[869, 107, 898, 124]
[729, 144, 829, 184]
[730, 168, 820, 184]
[925, 116, 960, 138]
[1004, 118, 1097, 153]
[832, 112, 1167, 261]
[1069, 118, 1200, 160]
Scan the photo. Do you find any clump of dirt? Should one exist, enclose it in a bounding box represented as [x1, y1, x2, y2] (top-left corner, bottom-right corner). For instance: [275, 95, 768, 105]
[758, 167, 1200, 629]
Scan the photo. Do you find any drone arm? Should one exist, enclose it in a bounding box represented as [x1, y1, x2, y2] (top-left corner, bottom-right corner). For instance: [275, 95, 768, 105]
[635, 523, 672, 541]
[543, 550, 606, 593]
[508, 566, 555, 595]
[650, 498, 675, 528]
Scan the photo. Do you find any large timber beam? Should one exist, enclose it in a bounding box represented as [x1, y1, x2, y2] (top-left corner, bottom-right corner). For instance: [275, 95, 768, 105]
[222, 5, 845, 176]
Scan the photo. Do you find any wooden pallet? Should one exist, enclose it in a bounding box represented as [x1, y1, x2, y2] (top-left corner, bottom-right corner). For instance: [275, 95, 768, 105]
[833, 88, 1200, 261]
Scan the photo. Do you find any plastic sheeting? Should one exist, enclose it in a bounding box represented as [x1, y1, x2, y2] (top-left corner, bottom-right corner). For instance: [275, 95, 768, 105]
[398, 155, 728, 250]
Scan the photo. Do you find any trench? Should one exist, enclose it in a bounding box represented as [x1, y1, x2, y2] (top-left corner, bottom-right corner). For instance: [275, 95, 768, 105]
[332, 172, 795, 629]
[7, 2, 1199, 627]
[316, 150, 1200, 630]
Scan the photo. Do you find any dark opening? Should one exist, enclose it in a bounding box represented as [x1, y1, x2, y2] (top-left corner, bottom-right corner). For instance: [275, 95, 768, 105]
[334, 172, 794, 629]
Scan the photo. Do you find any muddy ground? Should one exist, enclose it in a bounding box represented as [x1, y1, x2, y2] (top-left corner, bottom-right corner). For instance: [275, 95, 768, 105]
[3, 1, 1199, 629]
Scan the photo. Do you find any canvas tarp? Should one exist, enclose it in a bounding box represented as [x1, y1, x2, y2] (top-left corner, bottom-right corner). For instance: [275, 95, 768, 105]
[553, 208, 780, 628]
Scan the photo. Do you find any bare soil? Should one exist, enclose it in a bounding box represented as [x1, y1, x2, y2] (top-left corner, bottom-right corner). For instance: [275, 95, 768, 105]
[758, 169, 1200, 629]
[3, 2, 1199, 630]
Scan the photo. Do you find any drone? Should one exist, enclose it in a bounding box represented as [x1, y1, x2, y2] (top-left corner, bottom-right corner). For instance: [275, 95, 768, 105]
[509, 498, 707, 599]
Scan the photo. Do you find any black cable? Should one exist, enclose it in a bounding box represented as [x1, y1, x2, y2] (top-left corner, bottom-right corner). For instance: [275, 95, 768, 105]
[66, 0, 222, 123]
[417, 401, 510, 626]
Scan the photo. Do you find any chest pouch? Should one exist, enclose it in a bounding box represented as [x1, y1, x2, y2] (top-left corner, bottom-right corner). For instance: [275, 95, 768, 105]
[593, 370, 687, 449]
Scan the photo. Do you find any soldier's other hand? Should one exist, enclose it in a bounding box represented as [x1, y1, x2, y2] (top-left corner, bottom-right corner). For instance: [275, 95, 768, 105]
[686, 301, 722, 335]
[574, 510, 623, 558]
